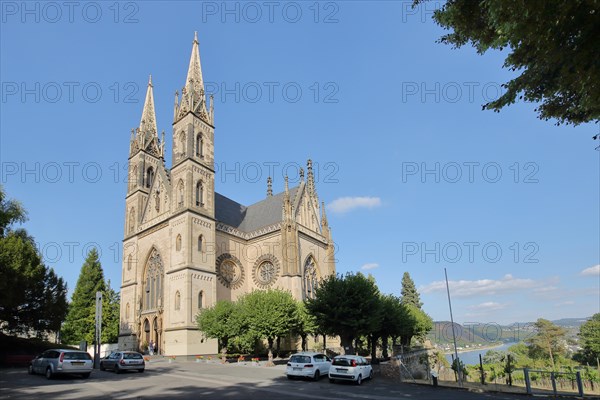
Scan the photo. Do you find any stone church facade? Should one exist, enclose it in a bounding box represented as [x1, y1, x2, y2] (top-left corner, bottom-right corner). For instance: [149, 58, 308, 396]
[118, 34, 336, 356]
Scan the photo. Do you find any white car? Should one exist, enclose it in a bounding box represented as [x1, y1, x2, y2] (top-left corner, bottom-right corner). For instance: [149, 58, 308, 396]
[328, 355, 373, 385]
[286, 352, 332, 380]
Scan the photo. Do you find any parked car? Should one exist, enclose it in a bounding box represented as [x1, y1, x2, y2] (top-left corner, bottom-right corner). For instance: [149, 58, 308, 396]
[28, 349, 93, 379]
[100, 351, 145, 373]
[328, 355, 373, 385]
[286, 352, 332, 380]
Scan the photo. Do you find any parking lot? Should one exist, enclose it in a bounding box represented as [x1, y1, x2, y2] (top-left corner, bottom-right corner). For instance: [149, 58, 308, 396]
[1, 360, 547, 399]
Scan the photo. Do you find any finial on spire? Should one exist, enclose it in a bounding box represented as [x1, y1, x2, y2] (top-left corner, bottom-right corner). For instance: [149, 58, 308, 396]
[267, 177, 273, 197]
[299, 168, 305, 181]
[284, 176, 289, 193]
[139, 75, 158, 135]
[194, 31, 199, 43]
[321, 201, 329, 227]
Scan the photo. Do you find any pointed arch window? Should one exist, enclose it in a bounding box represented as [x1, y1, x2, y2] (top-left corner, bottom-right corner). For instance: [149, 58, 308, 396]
[177, 180, 184, 208]
[146, 166, 154, 188]
[196, 134, 203, 158]
[195, 181, 204, 207]
[176, 234, 182, 251]
[198, 291, 204, 308]
[143, 249, 164, 310]
[303, 257, 318, 300]
[128, 207, 135, 234]
[175, 291, 181, 311]
[197, 235, 203, 252]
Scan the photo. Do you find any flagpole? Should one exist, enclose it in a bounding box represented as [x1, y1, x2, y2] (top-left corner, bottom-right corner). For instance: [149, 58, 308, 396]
[445, 268, 462, 387]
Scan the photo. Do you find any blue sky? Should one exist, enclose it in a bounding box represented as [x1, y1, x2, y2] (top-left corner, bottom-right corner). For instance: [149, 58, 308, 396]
[1, 1, 598, 326]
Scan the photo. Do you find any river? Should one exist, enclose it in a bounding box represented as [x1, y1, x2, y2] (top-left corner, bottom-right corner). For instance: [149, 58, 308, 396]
[445, 342, 517, 366]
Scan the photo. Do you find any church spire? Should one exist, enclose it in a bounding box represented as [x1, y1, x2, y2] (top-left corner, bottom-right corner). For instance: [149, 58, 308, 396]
[321, 201, 328, 228]
[139, 75, 158, 136]
[175, 32, 210, 124]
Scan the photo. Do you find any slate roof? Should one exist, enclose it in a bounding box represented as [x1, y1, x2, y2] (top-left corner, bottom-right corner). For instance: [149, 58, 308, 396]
[215, 186, 299, 233]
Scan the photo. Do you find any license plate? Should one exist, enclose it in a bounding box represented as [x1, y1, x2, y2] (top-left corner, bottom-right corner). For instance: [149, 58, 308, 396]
[293, 367, 301, 371]
[71, 362, 84, 366]
[336, 368, 347, 372]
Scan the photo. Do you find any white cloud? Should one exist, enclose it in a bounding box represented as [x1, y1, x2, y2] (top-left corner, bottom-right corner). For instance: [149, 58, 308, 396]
[361, 263, 379, 270]
[327, 197, 381, 214]
[580, 264, 600, 276]
[467, 302, 507, 311]
[420, 274, 542, 298]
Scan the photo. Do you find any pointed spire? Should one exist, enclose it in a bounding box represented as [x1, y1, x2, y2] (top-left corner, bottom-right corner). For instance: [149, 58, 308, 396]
[173, 90, 179, 121]
[307, 159, 316, 199]
[284, 176, 289, 196]
[139, 75, 158, 135]
[299, 168, 305, 181]
[185, 33, 205, 102]
[267, 177, 273, 197]
[321, 201, 328, 228]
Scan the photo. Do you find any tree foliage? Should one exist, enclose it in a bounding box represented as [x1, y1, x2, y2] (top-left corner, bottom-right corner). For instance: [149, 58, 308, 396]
[401, 272, 423, 309]
[0, 186, 67, 338]
[196, 300, 239, 351]
[576, 313, 600, 364]
[238, 289, 299, 352]
[417, 0, 600, 125]
[526, 318, 567, 369]
[294, 302, 318, 351]
[61, 248, 118, 344]
[306, 272, 383, 354]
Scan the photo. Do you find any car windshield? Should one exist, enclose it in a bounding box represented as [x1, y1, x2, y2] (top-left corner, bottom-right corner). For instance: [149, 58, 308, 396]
[290, 355, 311, 364]
[63, 352, 92, 360]
[332, 358, 353, 366]
[123, 353, 143, 360]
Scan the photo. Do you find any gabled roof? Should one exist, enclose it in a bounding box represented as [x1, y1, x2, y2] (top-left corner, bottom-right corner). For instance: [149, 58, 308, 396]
[215, 186, 299, 233]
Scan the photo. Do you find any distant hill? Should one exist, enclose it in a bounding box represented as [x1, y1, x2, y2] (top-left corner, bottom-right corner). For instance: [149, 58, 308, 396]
[427, 317, 590, 348]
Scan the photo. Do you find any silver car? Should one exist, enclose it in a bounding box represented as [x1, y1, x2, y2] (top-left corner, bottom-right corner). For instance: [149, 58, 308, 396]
[100, 351, 145, 373]
[28, 349, 93, 379]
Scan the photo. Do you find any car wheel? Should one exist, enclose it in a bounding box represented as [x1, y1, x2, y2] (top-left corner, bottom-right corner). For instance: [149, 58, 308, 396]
[369, 369, 374, 380]
[356, 374, 362, 385]
[45, 367, 53, 380]
[138, 369, 144, 373]
[81, 373, 90, 379]
[28, 365, 34, 375]
[329, 378, 335, 384]
[115, 365, 122, 374]
[313, 370, 320, 381]
[287, 375, 294, 380]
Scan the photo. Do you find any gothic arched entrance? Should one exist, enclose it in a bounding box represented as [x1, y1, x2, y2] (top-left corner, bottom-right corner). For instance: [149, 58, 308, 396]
[143, 318, 150, 345]
[139, 248, 164, 354]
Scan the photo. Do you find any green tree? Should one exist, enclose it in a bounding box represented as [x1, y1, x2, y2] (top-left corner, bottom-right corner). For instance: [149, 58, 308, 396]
[373, 294, 406, 358]
[197, 300, 239, 354]
[61, 248, 107, 344]
[401, 272, 422, 309]
[526, 318, 567, 369]
[102, 281, 120, 343]
[0, 187, 67, 338]
[576, 313, 600, 364]
[399, 304, 434, 346]
[294, 302, 318, 351]
[238, 289, 298, 355]
[306, 272, 382, 354]
[415, 0, 599, 125]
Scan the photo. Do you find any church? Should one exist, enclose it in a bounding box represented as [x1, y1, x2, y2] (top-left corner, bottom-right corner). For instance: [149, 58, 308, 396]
[118, 33, 336, 356]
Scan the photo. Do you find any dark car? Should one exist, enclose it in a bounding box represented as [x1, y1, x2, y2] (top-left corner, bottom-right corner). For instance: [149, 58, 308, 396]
[29, 349, 93, 379]
[100, 351, 145, 373]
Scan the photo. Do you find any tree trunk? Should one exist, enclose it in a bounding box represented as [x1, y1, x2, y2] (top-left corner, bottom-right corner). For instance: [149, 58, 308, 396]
[340, 335, 354, 355]
[301, 334, 307, 351]
[276, 336, 281, 357]
[548, 345, 555, 370]
[267, 337, 274, 353]
[382, 335, 389, 358]
[370, 334, 377, 363]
